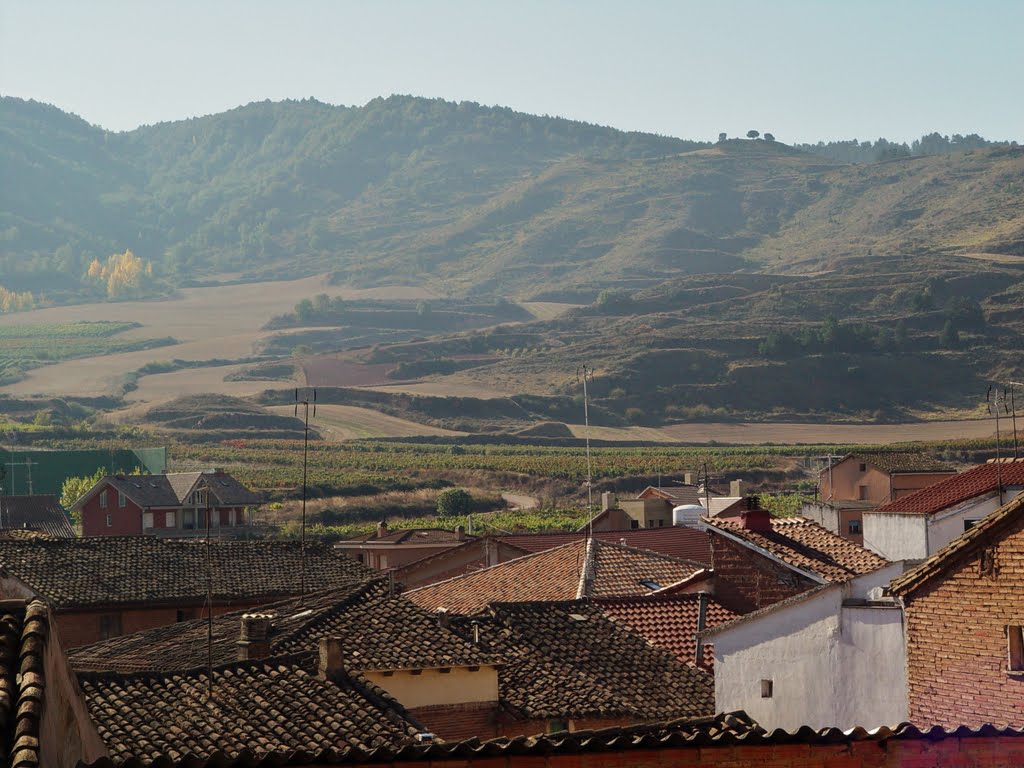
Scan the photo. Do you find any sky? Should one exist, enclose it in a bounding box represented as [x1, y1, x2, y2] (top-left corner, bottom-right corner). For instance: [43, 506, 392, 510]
[1, 0, 1021, 144]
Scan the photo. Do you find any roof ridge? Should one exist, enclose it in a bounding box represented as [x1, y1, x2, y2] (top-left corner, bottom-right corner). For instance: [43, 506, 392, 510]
[76, 648, 320, 684]
[405, 538, 585, 597]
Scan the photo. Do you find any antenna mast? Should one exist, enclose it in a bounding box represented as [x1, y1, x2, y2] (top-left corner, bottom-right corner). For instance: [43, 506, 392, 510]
[295, 388, 317, 601]
[1008, 381, 1022, 460]
[204, 480, 213, 698]
[577, 366, 595, 537]
[988, 386, 1007, 504]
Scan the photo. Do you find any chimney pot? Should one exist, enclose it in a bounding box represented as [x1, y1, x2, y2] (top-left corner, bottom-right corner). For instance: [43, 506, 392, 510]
[238, 613, 274, 661]
[376, 519, 388, 539]
[319, 637, 344, 679]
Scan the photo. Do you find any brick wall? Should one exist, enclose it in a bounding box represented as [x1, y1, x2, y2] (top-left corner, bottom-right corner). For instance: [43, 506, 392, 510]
[81, 484, 143, 537]
[903, 512, 1024, 727]
[409, 703, 499, 741]
[328, 734, 1024, 768]
[709, 533, 817, 613]
[55, 598, 281, 648]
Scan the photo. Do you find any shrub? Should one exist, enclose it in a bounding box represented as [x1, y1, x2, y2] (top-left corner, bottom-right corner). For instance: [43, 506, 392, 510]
[436, 488, 473, 516]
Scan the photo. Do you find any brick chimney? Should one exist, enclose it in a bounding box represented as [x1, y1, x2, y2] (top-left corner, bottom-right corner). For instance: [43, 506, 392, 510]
[319, 637, 344, 679]
[376, 519, 388, 539]
[740, 497, 773, 532]
[237, 613, 274, 661]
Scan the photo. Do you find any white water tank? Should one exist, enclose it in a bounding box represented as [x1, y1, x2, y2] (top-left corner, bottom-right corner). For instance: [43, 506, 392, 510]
[673, 504, 705, 528]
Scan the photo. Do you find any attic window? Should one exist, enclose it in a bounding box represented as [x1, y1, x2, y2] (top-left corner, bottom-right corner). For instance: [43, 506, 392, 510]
[760, 679, 774, 698]
[639, 579, 661, 591]
[1009, 626, 1024, 672]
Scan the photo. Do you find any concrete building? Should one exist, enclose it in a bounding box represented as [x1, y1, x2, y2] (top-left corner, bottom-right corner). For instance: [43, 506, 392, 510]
[864, 459, 1024, 560]
[704, 563, 906, 731]
[818, 452, 954, 507]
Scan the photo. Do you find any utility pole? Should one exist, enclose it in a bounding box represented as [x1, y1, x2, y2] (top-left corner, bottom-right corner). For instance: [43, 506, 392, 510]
[295, 388, 317, 602]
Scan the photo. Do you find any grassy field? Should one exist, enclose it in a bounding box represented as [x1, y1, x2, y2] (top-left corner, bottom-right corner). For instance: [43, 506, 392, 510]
[266, 404, 465, 440]
[0, 276, 436, 398]
[571, 419, 997, 445]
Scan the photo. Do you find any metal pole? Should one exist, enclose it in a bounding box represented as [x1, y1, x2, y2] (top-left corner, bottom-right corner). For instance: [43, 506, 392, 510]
[301, 399, 309, 601]
[205, 482, 213, 698]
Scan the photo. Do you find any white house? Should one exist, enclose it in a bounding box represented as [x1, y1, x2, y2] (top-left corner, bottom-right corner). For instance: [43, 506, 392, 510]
[863, 459, 1024, 560]
[703, 562, 907, 731]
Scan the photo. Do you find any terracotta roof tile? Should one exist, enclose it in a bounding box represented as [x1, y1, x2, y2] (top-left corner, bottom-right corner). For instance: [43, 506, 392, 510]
[345, 528, 472, 544]
[844, 451, 954, 474]
[0, 599, 48, 768]
[405, 539, 706, 615]
[70, 579, 498, 674]
[599, 594, 738, 668]
[77, 652, 422, 762]
[0, 537, 376, 609]
[0, 496, 75, 538]
[704, 516, 889, 583]
[498, 527, 712, 565]
[457, 601, 714, 721]
[874, 460, 1024, 515]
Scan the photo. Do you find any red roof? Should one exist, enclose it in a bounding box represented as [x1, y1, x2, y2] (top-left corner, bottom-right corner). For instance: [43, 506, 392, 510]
[499, 526, 712, 565]
[599, 594, 737, 668]
[873, 460, 1024, 516]
[406, 539, 705, 615]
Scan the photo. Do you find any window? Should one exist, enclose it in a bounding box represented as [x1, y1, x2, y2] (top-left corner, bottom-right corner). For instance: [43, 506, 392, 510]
[99, 490, 108, 509]
[176, 609, 196, 623]
[760, 679, 773, 698]
[647, 520, 654, 528]
[658, 518, 664, 527]
[118, 491, 126, 508]
[105, 514, 112, 528]
[548, 718, 569, 734]
[848, 520, 862, 535]
[1009, 626, 1024, 672]
[182, 509, 195, 530]
[859, 463, 867, 472]
[858, 485, 870, 501]
[165, 510, 176, 528]
[639, 579, 662, 591]
[99, 614, 122, 640]
[142, 512, 154, 530]
[630, 520, 639, 529]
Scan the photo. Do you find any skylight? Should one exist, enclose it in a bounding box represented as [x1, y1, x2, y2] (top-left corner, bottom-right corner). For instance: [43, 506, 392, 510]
[639, 579, 662, 591]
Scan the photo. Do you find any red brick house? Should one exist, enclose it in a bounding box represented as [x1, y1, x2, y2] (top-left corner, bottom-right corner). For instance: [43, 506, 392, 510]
[890, 492, 1024, 728]
[72, 470, 260, 537]
[702, 503, 890, 613]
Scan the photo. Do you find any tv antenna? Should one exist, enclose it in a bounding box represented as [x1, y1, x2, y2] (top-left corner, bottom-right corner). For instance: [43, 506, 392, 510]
[988, 385, 1009, 504]
[203, 480, 214, 698]
[577, 365, 595, 537]
[1007, 381, 1022, 460]
[295, 388, 317, 601]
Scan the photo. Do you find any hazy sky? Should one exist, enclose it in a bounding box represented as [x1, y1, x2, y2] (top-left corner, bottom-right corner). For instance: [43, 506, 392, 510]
[1, 0, 1021, 144]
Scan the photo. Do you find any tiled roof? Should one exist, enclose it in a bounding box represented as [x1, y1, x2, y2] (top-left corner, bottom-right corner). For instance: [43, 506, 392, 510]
[70, 579, 498, 674]
[498, 526, 713, 565]
[0, 495, 75, 538]
[873, 459, 1024, 515]
[77, 651, 422, 763]
[638, 486, 708, 504]
[405, 539, 706, 615]
[839, 451, 954, 475]
[76, 708, 1024, 768]
[456, 601, 714, 721]
[73, 471, 260, 510]
[0, 599, 48, 768]
[890, 492, 1024, 597]
[342, 527, 472, 545]
[0, 537, 375, 609]
[599, 594, 738, 667]
[704, 516, 889, 583]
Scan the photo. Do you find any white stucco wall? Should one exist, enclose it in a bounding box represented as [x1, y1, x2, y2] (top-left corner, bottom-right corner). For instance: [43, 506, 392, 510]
[863, 513, 928, 560]
[799, 502, 839, 535]
[865, 487, 1024, 560]
[712, 567, 907, 731]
